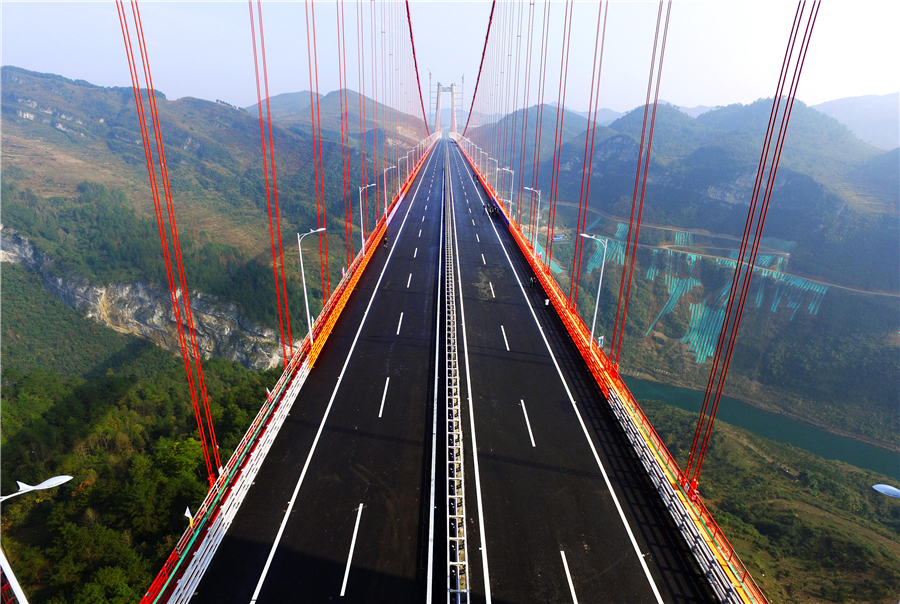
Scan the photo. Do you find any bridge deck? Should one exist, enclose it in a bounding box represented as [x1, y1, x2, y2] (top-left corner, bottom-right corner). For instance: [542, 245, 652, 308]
[192, 139, 715, 604]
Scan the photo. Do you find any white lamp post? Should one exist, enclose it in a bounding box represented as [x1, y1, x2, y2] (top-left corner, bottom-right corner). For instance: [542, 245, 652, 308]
[399, 155, 409, 195]
[298, 227, 326, 347]
[0, 474, 73, 604]
[579, 233, 610, 352]
[500, 167, 514, 214]
[524, 186, 542, 248]
[383, 165, 397, 216]
[358, 183, 376, 251]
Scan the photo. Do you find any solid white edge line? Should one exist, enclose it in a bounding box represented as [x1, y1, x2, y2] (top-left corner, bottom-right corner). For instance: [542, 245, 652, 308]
[340, 503, 364, 596]
[501, 325, 510, 351]
[407, 273, 412, 288]
[489, 282, 495, 298]
[396, 312, 404, 335]
[378, 377, 390, 418]
[560, 551, 579, 604]
[521, 400, 536, 448]
[449, 148, 492, 604]
[247, 145, 436, 604]
[426, 149, 445, 604]
[455, 145, 664, 604]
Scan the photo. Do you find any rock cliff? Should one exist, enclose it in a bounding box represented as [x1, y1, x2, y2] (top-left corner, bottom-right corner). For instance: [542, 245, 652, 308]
[1, 226, 286, 370]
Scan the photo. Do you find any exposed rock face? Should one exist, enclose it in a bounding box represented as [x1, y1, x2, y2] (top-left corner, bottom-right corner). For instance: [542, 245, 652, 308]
[1, 226, 285, 370]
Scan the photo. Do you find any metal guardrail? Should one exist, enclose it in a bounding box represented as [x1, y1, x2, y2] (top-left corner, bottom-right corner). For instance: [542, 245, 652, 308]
[453, 139, 768, 604]
[443, 143, 470, 603]
[141, 132, 441, 604]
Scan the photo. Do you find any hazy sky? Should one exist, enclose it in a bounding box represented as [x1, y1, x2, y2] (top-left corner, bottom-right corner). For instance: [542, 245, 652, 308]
[2, 1, 898, 117]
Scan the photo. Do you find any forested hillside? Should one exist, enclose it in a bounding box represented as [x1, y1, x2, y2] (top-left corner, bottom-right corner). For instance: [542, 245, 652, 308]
[469, 99, 899, 449]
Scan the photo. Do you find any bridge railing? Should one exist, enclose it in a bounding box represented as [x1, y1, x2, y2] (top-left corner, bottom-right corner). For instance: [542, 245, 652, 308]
[453, 137, 767, 604]
[141, 132, 441, 604]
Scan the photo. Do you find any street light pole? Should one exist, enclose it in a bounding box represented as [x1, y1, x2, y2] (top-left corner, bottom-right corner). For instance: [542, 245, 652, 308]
[500, 167, 514, 214]
[298, 227, 326, 347]
[524, 186, 542, 249]
[488, 158, 498, 192]
[383, 165, 397, 216]
[579, 233, 610, 352]
[0, 474, 73, 604]
[399, 155, 409, 196]
[358, 183, 376, 251]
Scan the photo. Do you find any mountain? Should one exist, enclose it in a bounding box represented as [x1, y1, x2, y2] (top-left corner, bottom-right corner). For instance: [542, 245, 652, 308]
[469, 98, 898, 449]
[1, 66, 426, 338]
[812, 93, 899, 150]
[569, 107, 625, 126]
[246, 88, 426, 148]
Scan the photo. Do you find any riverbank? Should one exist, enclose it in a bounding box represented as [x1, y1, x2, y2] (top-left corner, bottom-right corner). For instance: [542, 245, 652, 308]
[624, 375, 899, 479]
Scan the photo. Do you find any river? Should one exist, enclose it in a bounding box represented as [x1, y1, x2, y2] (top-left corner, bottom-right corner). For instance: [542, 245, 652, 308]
[623, 377, 899, 480]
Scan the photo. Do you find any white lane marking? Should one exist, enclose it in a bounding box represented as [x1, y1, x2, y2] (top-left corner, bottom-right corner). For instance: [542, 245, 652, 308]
[407, 273, 412, 288]
[247, 147, 436, 604]
[501, 325, 510, 351]
[419, 229, 423, 238]
[414, 247, 418, 258]
[425, 205, 428, 210]
[476, 234, 480, 243]
[396, 312, 404, 335]
[469, 207, 472, 213]
[521, 400, 536, 447]
[456, 146, 663, 603]
[449, 164, 492, 603]
[481, 253, 486, 265]
[489, 282, 495, 298]
[560, 551, 578, 604]
[378, 377, 390, 418]
[422, 215, 425, 222]
[472, 218, 475, 226]
[426, 177, 446, 604]
[340, 504, 365, 596]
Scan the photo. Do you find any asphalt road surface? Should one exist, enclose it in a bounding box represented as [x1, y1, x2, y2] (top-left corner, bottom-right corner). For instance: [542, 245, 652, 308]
[191, 138, 717, 604]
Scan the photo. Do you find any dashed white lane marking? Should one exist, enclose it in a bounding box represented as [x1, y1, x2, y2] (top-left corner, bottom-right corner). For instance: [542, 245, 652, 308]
[247, 144, 436, 604]
[419, 229, 422, 238]
[472, 218, 476, 226]
[521, 400, 536, 447]
[481, 253, 486, 265]
[456, 145, 664, 603]
[378, 377, 390, 418]
[501, 325, 510, 351]
[340, 504, 365, 596]
[469, 207, 472, 213]
[414, 247, 418, 258]
[407, 273, 412, 288]
[560, 551, 578, 603]
[489, 282, 495, 298]
[396, 312, 404, 335]
[422, 215, 425, 222]
[476, 234, 480, 243]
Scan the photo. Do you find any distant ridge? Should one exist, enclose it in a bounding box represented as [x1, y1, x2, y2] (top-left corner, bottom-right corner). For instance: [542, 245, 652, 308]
[812, 93, 899, 150]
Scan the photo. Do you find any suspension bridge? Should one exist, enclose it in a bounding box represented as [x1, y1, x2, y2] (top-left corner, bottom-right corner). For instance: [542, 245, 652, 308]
[0, 1, 823, 603]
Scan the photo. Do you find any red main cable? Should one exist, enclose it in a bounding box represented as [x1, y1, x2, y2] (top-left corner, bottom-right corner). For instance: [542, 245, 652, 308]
[117, 0, 216, 482]
[610, 0, 666, 365]
[463, 0, 497, 136]
[570, 1, 608, 304]
[405, 1, 430, 136]
[685, 2, 805, 478]
[248, 0, 290, 367]
[614, 1, 672, 367]
[132, 1, 221, 473]
[256, 0, 294, 358]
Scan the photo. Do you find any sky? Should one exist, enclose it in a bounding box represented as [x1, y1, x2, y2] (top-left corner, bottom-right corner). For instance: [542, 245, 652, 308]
[2, 1, 898, 119]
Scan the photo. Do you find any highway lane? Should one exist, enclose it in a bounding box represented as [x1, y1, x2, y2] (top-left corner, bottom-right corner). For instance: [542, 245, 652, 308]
[446, 142, 716, 604]
[194, 141, 446, 603]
